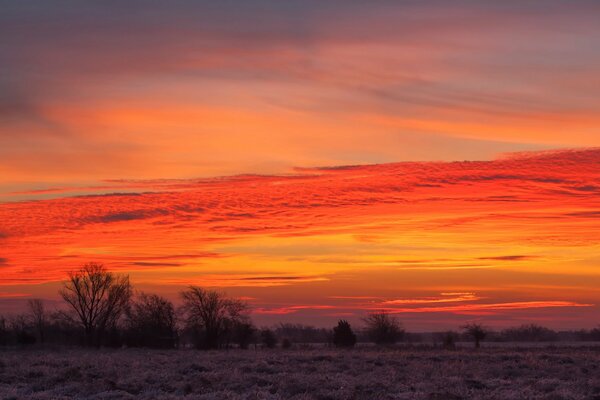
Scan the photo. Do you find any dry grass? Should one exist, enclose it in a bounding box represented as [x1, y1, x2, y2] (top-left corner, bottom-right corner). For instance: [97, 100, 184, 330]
[2, 346, 600, 399]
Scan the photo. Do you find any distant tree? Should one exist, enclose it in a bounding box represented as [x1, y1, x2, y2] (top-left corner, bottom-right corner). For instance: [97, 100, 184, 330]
[233, 321, 256, 349]
[589, 326, 600, 341]
[332, 320, 357, 348]
[363, 311, 404, 345]
[462, 323, 487, 348]
[274, 323, 330, 343]
[180, 286, 249, 349]
[27, 299, 47, 344]
[442, 331, 457, 349]
[47, 310, 85, 346]
[260, 328, 278, 349]
[125, 293, 178, 348]
[59, 263, 132, 347]
[500, 324, 557, 342]
[10, 314, 36, 346]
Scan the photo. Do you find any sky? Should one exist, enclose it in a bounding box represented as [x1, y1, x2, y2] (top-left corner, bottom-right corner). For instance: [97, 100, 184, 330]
[1, 1, 600, 330]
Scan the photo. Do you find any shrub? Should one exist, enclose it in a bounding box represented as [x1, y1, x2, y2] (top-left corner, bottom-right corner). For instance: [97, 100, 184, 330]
[332, 320, 357, 348]
[281, 338, 292, 349]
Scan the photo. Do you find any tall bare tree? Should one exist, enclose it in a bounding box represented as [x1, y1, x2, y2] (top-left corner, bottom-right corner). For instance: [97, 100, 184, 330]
[60, 263, 131, 347]
[27, 299, 46, 344]
[180, 286, 248, 349]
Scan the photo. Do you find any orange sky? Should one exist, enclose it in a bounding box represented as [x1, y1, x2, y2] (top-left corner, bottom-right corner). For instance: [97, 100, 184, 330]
[1, 1, 600, 329]
[1, 149, 599, 329]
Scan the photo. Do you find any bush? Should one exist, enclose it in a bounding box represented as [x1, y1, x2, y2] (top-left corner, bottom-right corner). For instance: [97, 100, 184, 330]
[281, 338, 292, 349]
[332, 320, 357, 348]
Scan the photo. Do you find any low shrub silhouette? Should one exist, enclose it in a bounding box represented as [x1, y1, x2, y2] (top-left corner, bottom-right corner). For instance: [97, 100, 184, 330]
[332, 320, 357, 348]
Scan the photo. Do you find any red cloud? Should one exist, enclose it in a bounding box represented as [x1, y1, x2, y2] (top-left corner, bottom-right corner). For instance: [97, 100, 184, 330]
[0, 148, 598, 326]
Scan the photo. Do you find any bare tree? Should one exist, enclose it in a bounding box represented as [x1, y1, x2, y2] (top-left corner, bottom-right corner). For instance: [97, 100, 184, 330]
[9, 314, 36, 345]
[462, 323, 487, 348]
[59, 263, 131, 347]
[27, 299, 47, 344]
[125, 293, 178, 348]
[180, 286, 249, 349]
[363, 311, 404, 345]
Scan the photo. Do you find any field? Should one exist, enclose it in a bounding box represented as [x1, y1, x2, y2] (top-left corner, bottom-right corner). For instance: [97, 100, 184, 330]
[2, 346, 600, 400]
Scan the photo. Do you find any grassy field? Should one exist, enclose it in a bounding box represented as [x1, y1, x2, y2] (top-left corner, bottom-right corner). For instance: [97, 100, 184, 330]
[2, 346, 600, 399]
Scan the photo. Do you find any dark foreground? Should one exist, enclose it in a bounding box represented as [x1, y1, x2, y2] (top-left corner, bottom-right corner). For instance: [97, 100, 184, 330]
[2, 346, 600, 399]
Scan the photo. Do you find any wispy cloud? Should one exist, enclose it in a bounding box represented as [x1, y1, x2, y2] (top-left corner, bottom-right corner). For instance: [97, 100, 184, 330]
[2, 2, 600, 185]
[0, 149, 599, 326]
[376, 301, 593, 315]
[165, 274, 328, 288]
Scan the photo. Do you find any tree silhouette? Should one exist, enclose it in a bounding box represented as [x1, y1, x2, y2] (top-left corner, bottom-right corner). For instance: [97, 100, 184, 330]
[59, 263, 131, 347]
[27, 299, 47, 345]
[363, 311, 404, 345]
[332, 319, 357, 348]
[180, 286, 248, 349]
[125, 293, 177, 348]
[462, 323, 487, 348]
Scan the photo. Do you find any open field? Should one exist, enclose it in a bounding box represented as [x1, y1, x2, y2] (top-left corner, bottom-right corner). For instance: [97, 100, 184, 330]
[2, 346, 600, 400]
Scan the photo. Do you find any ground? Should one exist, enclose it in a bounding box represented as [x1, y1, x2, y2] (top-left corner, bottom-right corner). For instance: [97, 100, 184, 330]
[2, 346, 600, 399]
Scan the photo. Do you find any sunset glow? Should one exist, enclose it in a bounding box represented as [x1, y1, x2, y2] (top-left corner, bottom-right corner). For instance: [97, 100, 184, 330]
[1, 1, 600, 330]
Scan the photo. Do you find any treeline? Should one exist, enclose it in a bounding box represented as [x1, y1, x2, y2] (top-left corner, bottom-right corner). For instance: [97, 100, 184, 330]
[1, 263, 600, 350]
[0, 263, 402, 349]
